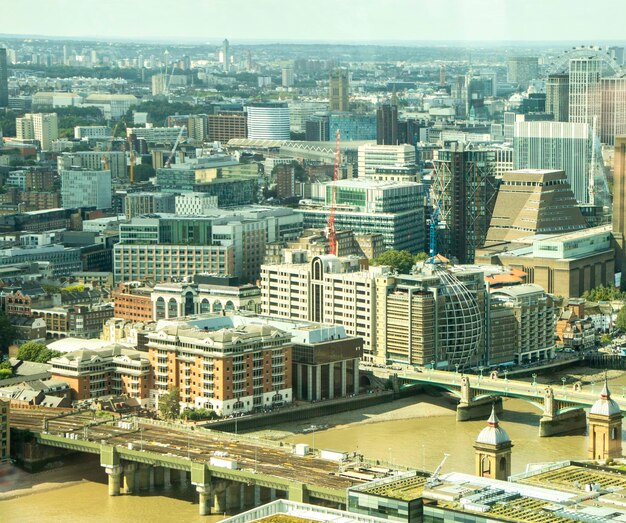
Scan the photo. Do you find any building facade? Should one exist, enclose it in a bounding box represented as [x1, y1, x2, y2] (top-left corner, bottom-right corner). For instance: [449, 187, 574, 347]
[146, 316, 292, 415]
[245, 103, 290, 140]
[60, 168, 112, 210]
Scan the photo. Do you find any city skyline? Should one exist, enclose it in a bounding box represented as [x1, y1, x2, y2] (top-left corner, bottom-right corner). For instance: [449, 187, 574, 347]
[3, 0, 626, 43]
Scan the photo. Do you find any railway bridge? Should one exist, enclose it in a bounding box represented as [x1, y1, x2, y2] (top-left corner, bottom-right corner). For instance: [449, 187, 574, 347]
[10, 408, 390, 515]
[372, 367, 622, 436]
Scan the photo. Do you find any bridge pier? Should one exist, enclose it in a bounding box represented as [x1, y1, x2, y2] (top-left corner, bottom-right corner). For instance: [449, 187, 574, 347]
[196, 484, 211, 516]
[138, 463, 151, 490]
[457, 397, 503, 422]
[540, 409, 587, 437]
[169, 468, 181, 485]
[124, 463, 137, 494]
[213, 488, 226, 514]
[153, 466, 165, 488]
[244, 484, 255, 507]
[105, 465, 122, 496]
[225, 481, 242, 511]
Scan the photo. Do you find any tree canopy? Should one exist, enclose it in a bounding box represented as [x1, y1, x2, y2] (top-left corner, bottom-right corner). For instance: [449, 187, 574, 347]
[616, 307, 626, 332]
[17, 341, 61, 363]
[159, 387, 180, 420]
[371, 250, 429, 274]
[581, 285, 626, 302]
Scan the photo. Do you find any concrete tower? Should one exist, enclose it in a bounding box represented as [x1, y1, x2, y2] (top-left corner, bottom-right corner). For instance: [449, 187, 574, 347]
[613, 136, 626, 271]
[588, 378, 622, 461]
[474, 406, 512, 480]
[329, 69, 349, 112]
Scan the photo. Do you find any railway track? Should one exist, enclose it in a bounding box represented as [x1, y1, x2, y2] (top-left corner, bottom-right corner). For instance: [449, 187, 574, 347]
[10, 409, 357, 490]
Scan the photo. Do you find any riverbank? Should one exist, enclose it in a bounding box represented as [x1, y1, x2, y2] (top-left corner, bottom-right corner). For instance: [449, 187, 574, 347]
[0, 454, 104, 501]
[250, 393, 456, 440]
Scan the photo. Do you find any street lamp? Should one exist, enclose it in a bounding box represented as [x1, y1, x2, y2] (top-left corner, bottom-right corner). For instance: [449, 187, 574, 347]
[561, 377, 567, 392]
[591, 381, 595, 394]
[532, 373, 537, 387]
[478, 366, 484, 383]
[455, 364, 460, 374]
[140, 428, 143, 451]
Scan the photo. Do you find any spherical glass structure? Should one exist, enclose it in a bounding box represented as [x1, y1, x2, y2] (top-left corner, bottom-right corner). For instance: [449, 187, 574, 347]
[435, 265, 483, 368]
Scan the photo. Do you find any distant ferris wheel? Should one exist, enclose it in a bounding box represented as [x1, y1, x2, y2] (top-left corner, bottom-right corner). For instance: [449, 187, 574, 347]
[548, 45, 625, 77]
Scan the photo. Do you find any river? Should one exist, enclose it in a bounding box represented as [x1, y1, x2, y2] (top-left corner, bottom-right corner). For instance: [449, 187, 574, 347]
[1, 366, 624, 522]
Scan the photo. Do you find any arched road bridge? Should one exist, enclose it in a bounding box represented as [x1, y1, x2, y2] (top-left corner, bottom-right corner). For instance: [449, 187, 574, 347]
[372, 367, 621, 436]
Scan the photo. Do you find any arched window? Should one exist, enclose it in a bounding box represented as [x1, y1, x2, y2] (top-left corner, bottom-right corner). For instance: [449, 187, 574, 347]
[167, 298, 178, 318]
[200, 299, 210, 313]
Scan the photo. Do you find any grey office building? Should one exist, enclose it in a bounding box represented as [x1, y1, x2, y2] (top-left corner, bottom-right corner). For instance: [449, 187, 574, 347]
[0, 48, 8, 108]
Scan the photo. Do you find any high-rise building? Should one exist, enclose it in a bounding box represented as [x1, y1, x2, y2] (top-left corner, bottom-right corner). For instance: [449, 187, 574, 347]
[0, 48, 8, 108]
[546, 74, 570, 122]
[376, 103, 398, 145]
[484, 169, 586, 245]
[569, 56, 602, 127]
[207, 112, 247, 142]
[513, 121, 594, 204]
[114, 209, 303, 283]
[282, 66, 294, 88]
[16, 113, 58, 151]
[612, 135, 626, 271]
[288, 101, 327, 133]
[60, 168, 112, 210]
[245, 102, 290, 140]
[329, 113, 376, 141]
[187, 114, 208, 143]
[506, 56, 539, 87]
[357, 144, 416, 178]
[609, 46, 625, 66]
[329, 69, 349, 112]
[222, 38, 230, 73]
[599, 77, 626, 145]
[301, 179, 425, 252]
[151, 73, 167, 96]
[431, 144, 499, 263]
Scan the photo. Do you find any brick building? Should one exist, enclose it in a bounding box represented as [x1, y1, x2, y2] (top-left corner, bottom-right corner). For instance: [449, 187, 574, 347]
[49, 344, 153, 403]
[146, 315, 292, 416]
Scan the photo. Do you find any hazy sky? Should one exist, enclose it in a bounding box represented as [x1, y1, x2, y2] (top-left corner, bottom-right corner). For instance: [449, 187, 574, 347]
[3, 0, 625, 43]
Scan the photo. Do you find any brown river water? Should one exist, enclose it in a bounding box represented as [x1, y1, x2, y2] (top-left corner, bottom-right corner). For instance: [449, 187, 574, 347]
[1, 366, 624, 522]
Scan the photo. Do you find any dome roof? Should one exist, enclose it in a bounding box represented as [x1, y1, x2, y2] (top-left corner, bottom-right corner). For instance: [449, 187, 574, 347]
[590, 380, 621, 417]
[476, 407, 511, 446]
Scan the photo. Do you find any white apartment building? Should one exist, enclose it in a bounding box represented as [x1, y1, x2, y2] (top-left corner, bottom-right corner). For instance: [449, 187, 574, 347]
[357, 144, 417, 178]
[74, 126, 112, 140]
[60, 168, 112, 210]
[174, 192, 218, 215]
[261, 254, 389, 360]
[16, 113, 58, 151]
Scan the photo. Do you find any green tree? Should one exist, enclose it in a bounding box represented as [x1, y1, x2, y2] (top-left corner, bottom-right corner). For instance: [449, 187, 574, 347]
[582, 285, 626, 302]
[159, 387, 180, 420]
[616, 307, 626, 332]
[0, 368, 12, 380]
[372, 250, 415, 274]
[17, 341, 61, 363]
[414, 252, 429, 262]
[0, 313, 16, 355]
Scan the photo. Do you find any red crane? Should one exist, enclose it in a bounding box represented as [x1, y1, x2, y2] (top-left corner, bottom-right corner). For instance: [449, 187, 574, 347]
[328, 129, 341, 255]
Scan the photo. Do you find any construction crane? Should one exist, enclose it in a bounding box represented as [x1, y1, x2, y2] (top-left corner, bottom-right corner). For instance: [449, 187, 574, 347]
[165, 63, 178, 95]
[328, 129, 341, 255]
[165, 126, 186, 168]
[426, 453, 450, 488]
